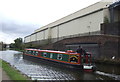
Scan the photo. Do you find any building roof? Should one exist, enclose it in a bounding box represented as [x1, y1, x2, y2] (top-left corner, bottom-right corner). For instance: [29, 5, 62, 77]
[34, 1, 112, 33]
[109, 0, 120, 8]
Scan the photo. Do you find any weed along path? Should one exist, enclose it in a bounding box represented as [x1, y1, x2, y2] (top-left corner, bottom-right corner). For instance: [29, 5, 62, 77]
[0, 59, 30, 81]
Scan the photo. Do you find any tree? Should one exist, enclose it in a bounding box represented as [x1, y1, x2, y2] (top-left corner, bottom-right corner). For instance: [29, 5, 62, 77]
[14, 38, 23, 49]
[9, 43, 15, 48]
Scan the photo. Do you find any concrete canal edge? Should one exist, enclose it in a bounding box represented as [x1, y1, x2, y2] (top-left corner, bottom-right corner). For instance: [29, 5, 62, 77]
[0, 59, 31, 81]
[94, 58, 120, 65]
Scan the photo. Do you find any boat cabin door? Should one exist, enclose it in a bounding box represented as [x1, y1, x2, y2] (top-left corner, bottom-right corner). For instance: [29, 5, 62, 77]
[81, 53, 91, 65]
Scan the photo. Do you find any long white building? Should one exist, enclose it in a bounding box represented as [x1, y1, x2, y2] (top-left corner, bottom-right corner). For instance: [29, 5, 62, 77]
[24, 1, 117, 43]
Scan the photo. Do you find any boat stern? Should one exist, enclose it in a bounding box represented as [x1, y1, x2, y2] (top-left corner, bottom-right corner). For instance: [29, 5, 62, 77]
[83, 64, 96, 72]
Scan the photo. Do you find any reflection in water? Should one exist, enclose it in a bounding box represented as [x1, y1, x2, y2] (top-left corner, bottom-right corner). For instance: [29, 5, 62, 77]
[0, 50, 120, 80]
[96, 63, 120, 75]
[95, 71, 120, 80]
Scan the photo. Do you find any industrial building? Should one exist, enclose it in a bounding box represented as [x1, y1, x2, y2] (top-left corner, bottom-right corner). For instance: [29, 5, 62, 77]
[24, 0, 120, 59]
[25, 1, 112, 43]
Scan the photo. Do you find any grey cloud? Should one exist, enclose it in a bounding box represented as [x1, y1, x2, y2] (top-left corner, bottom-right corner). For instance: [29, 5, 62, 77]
[0, 16, 41, 43]
[1, 22, 39, 36]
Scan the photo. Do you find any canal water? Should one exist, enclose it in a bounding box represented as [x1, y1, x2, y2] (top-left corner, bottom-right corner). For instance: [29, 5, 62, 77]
[0, 50, 120, 80]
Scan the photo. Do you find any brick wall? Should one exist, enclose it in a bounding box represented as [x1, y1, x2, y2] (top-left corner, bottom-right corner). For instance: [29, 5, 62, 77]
[26, 33, 120, 59]
[41, 35, 119, 59]
[101, 22, 120, 36]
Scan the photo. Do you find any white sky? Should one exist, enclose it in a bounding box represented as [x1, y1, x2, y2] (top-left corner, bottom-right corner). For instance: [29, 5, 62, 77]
[0, 0, 116, 44]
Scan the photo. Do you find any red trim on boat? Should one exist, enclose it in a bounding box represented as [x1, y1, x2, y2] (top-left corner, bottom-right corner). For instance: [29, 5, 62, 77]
[24, 53, 80, 65]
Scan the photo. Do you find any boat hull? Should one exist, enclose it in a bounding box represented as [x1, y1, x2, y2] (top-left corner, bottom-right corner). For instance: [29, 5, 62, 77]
[23, 49, 96, 72]
[23, 54, 83, 70]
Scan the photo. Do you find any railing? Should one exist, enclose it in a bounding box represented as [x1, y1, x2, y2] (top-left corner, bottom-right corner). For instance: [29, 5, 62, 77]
[25, 31, 101, 44]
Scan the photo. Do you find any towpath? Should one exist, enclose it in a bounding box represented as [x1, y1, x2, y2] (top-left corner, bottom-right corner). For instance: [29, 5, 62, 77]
[0, 67, 11, 81]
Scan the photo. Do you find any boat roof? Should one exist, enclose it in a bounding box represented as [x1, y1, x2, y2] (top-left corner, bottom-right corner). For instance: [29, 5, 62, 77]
[25, 49, 79, 55]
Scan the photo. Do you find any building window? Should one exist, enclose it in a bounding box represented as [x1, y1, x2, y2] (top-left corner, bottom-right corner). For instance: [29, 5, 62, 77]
[57, 54, 62, 60]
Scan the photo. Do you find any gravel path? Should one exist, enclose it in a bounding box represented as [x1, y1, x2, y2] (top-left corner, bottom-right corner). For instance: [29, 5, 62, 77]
[0, 67, 11, 81]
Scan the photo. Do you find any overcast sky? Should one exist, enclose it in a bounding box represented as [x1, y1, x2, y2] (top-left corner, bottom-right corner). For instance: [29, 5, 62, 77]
[0, 0, 116, 44]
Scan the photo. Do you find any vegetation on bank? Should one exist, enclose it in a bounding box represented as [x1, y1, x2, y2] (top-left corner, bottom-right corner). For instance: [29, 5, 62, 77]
[0, 42, 7, 50]
[10, 38, 24, 50]
[9, 38, 25, 52]
[10, 48, 24, 52]
[0, 59, 30, 81]
[9, 37, 42, 51]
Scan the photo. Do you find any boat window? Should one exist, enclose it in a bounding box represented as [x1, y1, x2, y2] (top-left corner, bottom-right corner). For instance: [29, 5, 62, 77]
[88, 55, 91, 63]
[31, 51, 34, 55]
[33, 51, 34, 55]
[57, 54, 62, 60]
[32, 51, 38, 56]
[33, 51, 35, 55]
[81, 55, 84, 57]
[88, 58, 90, 63]
[43, 52, 47, 57]
[35, 51, 38, 56]
[87, 54, 91, 57]
[28, 50, 31, 54]
[26, 50, 28, 54]
[25, 50, 27, 53]
[27, 50, 29, 54]
[31, 51, 33, 55]
[83, 58, 86, 63]
[50, 53, 53, 58]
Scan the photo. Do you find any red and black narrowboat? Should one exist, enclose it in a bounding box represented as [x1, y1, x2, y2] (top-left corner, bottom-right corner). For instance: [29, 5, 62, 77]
[23, 49, 96, 72]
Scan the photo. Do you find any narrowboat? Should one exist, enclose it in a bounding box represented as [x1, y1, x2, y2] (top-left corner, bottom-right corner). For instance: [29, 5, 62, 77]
[23, 49, 96, 72]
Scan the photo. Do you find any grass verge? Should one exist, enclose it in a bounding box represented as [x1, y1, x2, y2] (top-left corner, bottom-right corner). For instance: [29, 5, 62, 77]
[0, 59, 30, 81]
